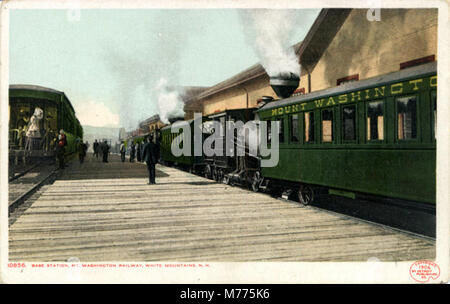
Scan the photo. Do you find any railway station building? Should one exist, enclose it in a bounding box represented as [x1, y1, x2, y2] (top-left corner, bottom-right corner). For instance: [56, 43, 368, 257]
[185, 8, 437, 116]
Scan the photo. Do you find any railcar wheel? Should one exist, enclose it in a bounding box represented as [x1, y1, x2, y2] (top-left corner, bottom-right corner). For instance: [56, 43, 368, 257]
[216, 169, 221, 183]
[217, 169, 223, 183]
[251, 171, 261, 192]
[223, 174, 230, 185]
[212, 167, 218, 181]
[298, 185, 314, 206]
[204, 165, 212, 179]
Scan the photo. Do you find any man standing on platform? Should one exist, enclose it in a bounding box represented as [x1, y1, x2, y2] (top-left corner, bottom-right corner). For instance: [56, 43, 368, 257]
[93, 139, 99, 158]
[136, 141, 142, 162]
[56, 129, 67, 169]
[78, 140, 88, 164]
[142, 135, 158, 184]
[119, 141, 126, 162]
[129, 142, 136, 163]
[101, 140, 110, 163]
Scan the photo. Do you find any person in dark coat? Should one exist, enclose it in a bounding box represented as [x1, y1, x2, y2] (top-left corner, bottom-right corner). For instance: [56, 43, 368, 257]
[136, 141, 142, 162]
[142, 135, 158, 184]
[119, 141, 126, 162]
[130, 142, 136, 163]
[101, 140, 110, 163]
[93, 140, 99, 158]
[56, 129, 67, 169]
[78, 140, 88, 164]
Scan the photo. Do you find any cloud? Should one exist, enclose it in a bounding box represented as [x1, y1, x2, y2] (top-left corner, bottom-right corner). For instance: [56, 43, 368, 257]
[239, 9, 315, 77]
[102, 12, 188, 130]
[155, 78, 185, 124]
[76, 100, 120, 127]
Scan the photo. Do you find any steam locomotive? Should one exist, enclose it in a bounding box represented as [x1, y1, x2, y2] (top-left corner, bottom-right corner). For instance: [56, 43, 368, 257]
[159, 61, 437, 208]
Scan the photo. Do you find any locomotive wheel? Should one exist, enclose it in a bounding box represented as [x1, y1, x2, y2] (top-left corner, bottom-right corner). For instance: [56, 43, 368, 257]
[212, 167, 218, 181]
[298, 185, 314, 206]
[251, 171, 261, 192]
[216, 169, 222, 183]
[204, 165, 212, 179]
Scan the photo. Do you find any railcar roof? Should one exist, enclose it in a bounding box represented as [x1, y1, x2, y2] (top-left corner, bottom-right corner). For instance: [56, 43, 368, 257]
[207, 107, 256, 119]
[10, 84, 77, 114]
[257, 61, 437, 113]
[161, 119, 195, 131]
[9, 84, 63, 94]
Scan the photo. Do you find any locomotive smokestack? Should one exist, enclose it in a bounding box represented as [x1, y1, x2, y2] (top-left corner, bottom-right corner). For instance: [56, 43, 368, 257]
[168, 116, 185, 124]
[269, 72, 300, 99]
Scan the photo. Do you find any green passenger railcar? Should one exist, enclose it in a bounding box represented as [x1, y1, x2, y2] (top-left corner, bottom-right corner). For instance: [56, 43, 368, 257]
[9, 85, 83, 156]
[160, 119, 206, 170]
[256, 62, 436, 205]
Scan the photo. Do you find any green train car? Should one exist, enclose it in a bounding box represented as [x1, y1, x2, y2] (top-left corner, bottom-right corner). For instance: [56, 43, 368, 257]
[256, 62, 436, 205]
[160, 118, 206, 171]
[9, 85, 83, 156]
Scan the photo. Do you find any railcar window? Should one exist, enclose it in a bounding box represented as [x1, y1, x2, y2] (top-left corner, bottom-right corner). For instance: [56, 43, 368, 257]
[343, 105, 356, 141]
[397, 96, 417, 140]
[290, 114, 299, 142]
[321, 109, 333, 142]
[267, 120, 272, 144]
[277, 118, 284, 143]
[304, 112, 315, 143]
[367, 101, 384, 141]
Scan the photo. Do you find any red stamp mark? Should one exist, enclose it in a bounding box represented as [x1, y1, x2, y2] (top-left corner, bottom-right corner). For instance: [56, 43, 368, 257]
[410, 260, 440, 283]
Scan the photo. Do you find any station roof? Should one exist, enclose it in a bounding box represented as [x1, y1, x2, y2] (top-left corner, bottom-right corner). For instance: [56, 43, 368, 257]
[139, 114, 161, 126]
[296, 9, 352, 73]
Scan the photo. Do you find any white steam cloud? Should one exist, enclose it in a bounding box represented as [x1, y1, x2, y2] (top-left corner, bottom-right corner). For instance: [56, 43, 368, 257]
[103, 13, 188, 131]
[240, 9, 301, 77]
[155, 78, 185, 124]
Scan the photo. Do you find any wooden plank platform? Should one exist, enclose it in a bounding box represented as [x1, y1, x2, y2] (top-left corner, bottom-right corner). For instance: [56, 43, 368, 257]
[8, 154, 435, 262]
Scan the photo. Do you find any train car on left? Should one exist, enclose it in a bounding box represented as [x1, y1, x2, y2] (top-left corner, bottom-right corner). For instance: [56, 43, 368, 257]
[9, 84, 83, 164]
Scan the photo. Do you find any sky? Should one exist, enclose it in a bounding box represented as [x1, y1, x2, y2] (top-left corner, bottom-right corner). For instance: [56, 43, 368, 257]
[9, 9, 320, 130]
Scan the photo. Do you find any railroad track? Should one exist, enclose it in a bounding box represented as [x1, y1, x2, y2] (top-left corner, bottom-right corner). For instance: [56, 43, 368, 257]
[9, 162, 42, 182]
[8, 162, 59, 216]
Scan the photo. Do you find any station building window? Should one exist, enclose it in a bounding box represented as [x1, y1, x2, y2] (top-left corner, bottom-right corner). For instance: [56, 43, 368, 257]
[321, 109, 334, 142]
[304, 112, 315, 143]
[400, 55, 435, 70]
[337, 74, 359, 86]
[342, 105, 356, 141]
[290, 114, 299, 143]
[367, 101, 384, 141]
[397, 96, 417, 140]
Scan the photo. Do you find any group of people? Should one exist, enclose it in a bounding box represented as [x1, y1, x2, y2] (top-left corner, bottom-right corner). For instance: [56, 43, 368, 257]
[123, 141, 144, 163]
[119, 135, 159, 184]
[93, 139, 111, 163]
[55, 129, 90, 169]
[55, 131, 157, 184]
